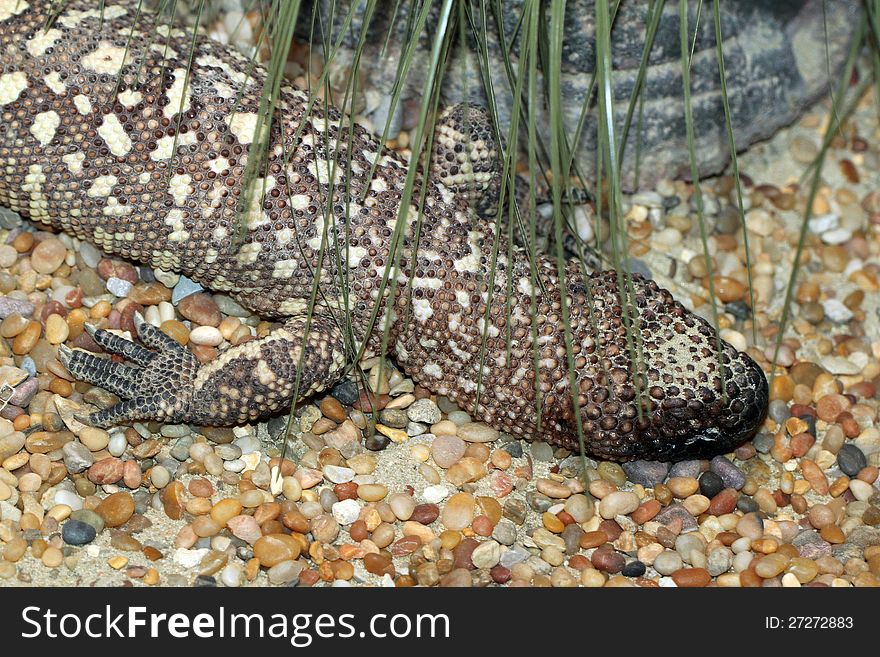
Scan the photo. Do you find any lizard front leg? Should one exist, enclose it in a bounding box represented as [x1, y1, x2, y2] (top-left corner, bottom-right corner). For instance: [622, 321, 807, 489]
[59, 312, 346, 427]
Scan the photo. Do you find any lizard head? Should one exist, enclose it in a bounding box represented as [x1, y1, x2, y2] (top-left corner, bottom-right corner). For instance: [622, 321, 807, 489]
[558, 270, 768, 462]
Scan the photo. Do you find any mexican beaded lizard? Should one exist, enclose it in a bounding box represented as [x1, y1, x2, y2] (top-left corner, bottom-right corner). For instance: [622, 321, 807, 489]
[0, 0, 767, 461]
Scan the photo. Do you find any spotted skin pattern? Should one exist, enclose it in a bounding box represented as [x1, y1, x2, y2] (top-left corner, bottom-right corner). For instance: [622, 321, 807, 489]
[0, 1, 767, 461]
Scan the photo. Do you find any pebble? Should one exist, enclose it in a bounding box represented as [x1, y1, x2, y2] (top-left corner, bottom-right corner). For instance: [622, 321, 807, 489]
[653, 550, 683, 576]
[189, 326, 223, 346]
[30, 239, 66, 274]
[331, 499, 361, 525]
[622, 460, 669, 487]
[591, 546, 625, 573]
[710, 456, 746, 490]
[431, 434, 466, 468]
[666, 476, 700, 498]
[0, 297, 33, 320]
[822, 299, 854, 323]
[563, 494, 595, 523]
[94, 492, 134, 528]
[698, 471, 724, 498]
[406, 399, 441, 424]
[671, 567, 711, 587]
[598, 491, 639, 519]
[668, 460, 702, 479]
[268, 560, 304, 585]
[736, 512, 764, 540]
[471, 540, 501, 569]
[441, 493, 474, 530]
[62, 441, 95, 473]
[220, 564, 244, 587]
[838, 444, 868, 477]
[253, 534, 301, 567]
[388, 493, 416, 521]
[106, 277, 133, 297]
[357, 484, 388, 502]
[323, 465, 355, 484]
[51, 492, 83, 514]
[62, 519, 97, 545]
[535, 479, 571, 499]
[456, 422, 498, 443]
[530, 441, 554, 462]
[492, 519, 517, 546]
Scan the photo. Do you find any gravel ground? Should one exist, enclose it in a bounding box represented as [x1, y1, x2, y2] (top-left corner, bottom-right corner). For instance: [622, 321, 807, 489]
[0, 13, 879, 588]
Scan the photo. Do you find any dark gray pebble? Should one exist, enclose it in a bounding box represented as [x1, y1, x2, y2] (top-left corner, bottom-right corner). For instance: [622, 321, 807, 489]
[752, 430, 774, 454]
[62, 519, 97, 545]
[622, 460, 670, 487]
[266, 414, 291, 441]
[331, 379, 359, 406]
[169, 436, 194, 461]
[710, 455, 746, 490]
[797, 414, 817, 437]
[724, 301, 751, 320]
[668, 460, 702, 479]
[132, 490, 152, 515]
[503, 442, 523, 459]
[530, 441, 554, 462]
[622, 560, 646, 577]
[767, 399, 790, 424]
[736, 497, 758, 513]
[837, 444, 868, 477]
[699, 471, 725, 498]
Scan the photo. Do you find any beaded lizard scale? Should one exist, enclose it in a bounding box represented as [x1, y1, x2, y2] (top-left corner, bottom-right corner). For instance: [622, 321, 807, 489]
[0, 0, 767, 461]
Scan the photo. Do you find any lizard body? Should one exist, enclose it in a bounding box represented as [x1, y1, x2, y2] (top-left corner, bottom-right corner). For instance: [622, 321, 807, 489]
[0, 0, 767, 461]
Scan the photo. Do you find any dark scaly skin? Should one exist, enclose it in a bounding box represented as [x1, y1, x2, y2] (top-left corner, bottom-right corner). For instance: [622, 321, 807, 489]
[0, 0, 767, 461]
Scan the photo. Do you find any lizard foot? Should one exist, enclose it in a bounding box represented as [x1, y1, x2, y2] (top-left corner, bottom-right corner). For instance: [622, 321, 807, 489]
[58, 312, 198, 427]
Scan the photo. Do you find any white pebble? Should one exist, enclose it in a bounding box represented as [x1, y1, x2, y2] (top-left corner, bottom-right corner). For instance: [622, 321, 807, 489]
[189, 325, 223, 346]
[331, 498, 361, 525]
[220, 564, 243, 587]
[108, 431, 128, 457]
[0, 245, 18, 267]
[223, 458, 246, 472]
[733, 551, 753, 572]
[822, 298, 854, 323]
[172, 547, 209, 569]
[106, 277, 133, 297]
[144, 305, 161, 327]
[323, 465, 355, 484]
[158, 301, 176, 323]
[573, 205, 594, 242]
[54, 489, 83, 511]
[821, 228, 852, 245]
[422, 484, 449, 504]
[849, 479, 875, 501]
[807, 213, 839, 233]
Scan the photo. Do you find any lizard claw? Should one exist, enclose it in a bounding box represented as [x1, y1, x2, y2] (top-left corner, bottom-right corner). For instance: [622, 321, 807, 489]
[56, 318, 199, 427]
